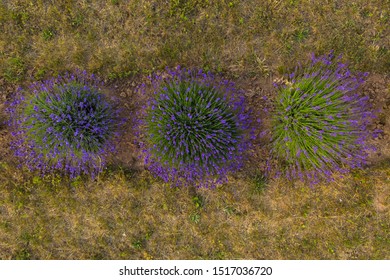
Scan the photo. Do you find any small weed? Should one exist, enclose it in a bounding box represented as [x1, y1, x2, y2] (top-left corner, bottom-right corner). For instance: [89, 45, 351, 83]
[50, 174, 62, 187]
[122, 168, 137, 181]
[0, 221, 11, 231]
[14, 248, 31, 260]
[11, 11, 29, 27]
[192, 195, 204, 209]
[252, 173, 268, 193]
[300, 204, 311, 217]
[4, 57, 25, 82]
[105, 165, 137, 181]
[223, 206, 237, 216]
[107, 69, 139, 80]
[0, 161, 9, 170]
[254, 55, 270, 77]
[34, 68, 46, 80]
[190, 212, 201, 224]
[32, 176, 42, 185]
[20, 231, 33, 242]
[145, 231, 153, 241]
[132, 239, 143, 249]
[213, 250, 225, 259]
[168, 0, 203, 21]
[70, 14, 84, 28]
[70, 176, 83, 188]
[42, 28, 55, 40]
[162, 202, 169, 211]
[293, 28, 310, 42]
[328, 246, 336, 255]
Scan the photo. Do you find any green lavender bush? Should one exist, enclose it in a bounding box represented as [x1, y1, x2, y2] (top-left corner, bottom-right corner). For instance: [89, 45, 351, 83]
[270, 52, 376, 184]
[140, 67, 251, 187]
[7, 71, 121, 178]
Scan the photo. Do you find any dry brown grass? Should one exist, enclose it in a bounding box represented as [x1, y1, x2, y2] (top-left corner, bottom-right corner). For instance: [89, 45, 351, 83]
[0, 160, 389, 259]
[1, 0, 388, 82]
[0, 0, 389, 259]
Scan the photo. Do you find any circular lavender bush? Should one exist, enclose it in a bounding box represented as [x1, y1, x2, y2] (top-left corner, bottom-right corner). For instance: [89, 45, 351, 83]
[139, 67, 251, 187]
[7, 72, 121, 178]
[270, 52, 376, 184]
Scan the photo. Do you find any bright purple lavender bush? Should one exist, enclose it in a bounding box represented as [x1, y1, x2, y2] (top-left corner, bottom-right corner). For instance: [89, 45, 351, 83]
[271, 52, 375, 184]
[142, 67, 251, 187]
[7, 72, 120, 178]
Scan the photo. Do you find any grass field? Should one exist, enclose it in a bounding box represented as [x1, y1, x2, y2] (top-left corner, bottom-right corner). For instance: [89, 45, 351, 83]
[0, 0, 389, 259]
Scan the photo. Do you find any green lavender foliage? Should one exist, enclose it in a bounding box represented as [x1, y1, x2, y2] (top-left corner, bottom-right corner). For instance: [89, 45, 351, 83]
[147, 80, 239, 169]
[8, 73, 121, 178]
[23, 82, 115, 154]
[270, 52, 375, 183]
[141, 67, 250, 187]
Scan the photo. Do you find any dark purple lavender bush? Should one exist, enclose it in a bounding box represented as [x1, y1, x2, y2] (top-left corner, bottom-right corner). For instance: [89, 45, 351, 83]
[7, 72, 121, 178]
[270, 52, 376, 184]
[139, 67, 251, 188]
